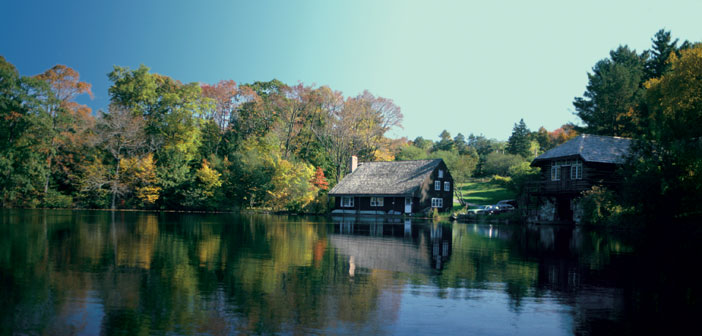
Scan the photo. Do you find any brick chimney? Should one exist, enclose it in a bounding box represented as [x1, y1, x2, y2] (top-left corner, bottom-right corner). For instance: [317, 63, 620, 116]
[349, 155, 358, 173]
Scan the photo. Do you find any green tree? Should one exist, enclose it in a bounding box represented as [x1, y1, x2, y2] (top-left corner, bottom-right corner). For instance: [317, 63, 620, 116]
[506, 119, 532, 157]
[396, 144, 428, 161]
[573, 46, 647, 137]
[625, 45, 702, 217]
[433, 130, 454, 151]
[482, 152, 525, 177]
[183, 159, 223, 209]
[0, 56, 52, 207]
[645, 29, 689, 80]
[412, 136, 433, 149]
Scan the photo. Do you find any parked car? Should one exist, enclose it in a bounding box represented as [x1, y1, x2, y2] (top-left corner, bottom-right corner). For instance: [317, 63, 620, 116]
[495, 204, 515, 212]
[496, 199, 517, 208]
[467, 205, 499, 215]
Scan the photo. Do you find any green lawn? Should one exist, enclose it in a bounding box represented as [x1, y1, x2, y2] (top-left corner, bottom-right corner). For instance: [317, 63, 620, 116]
[455, 179, 516, 209]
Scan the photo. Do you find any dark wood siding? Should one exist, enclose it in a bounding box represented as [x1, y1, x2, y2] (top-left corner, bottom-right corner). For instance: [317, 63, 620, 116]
[334, 196, 406, 213]
[418, 161, 454, 212]
[537, 159, 620, 195]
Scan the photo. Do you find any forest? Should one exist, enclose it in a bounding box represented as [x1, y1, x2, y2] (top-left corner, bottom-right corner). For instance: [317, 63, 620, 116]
[1, 29, 700, 218]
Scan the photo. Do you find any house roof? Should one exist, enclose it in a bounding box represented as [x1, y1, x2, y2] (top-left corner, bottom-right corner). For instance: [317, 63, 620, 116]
[328, 159, 442, 197]
[532, 134, 632, 165]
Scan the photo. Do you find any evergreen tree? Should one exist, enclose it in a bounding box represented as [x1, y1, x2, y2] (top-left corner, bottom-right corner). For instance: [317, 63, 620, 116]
[433, 130, 453, 151]
[506, 119, 531, 158]
[573, 46, 647, 137]
[645, 29, 678, 79]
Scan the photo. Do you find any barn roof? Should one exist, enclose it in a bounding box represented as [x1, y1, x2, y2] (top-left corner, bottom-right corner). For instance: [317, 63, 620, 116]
[532, 134, 632, 165]
[328, 159, 442, 197]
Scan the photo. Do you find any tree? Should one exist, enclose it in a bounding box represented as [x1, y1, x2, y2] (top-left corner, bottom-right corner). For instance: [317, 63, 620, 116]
[267, 158, 317, 212]
[396, 144, 428, 161]
[645, 29, 689, 80]
[548, 124, 579, 148]
[482, 152, 525, 177]
[573, 46, 647, 137]
[433, 130, 453, 151]
[183, 159, 223, 209]
[93, 106, 148, 209]
[624, 44, 702, 217]
[200, 80, 239, 155]
[120, 153, 161, 207]
[310, 167, 329, 190]
[107, 65, 212, 208]
[34, 64, 93, 196]
[412, 136, 433, 149]
[0, 56, 52, 207]
[506, 119, 531, 158]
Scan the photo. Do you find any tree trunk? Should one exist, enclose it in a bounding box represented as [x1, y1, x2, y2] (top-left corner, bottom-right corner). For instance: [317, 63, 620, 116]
[43, 136, 57, 195]
[111, 156, 121, 210]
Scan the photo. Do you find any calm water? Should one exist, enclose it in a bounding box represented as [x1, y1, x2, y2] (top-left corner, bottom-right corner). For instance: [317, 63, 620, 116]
[1, 210, 699, 335]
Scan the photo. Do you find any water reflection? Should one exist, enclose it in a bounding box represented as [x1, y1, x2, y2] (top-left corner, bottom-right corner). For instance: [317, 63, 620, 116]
[330, 218, 452, 275]
[0, 210, 699, 335]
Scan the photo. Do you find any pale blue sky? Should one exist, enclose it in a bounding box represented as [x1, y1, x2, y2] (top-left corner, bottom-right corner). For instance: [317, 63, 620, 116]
[1, 0, 700, 140]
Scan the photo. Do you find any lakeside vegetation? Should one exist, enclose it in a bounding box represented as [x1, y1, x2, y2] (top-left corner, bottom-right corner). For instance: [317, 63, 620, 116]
[1, 29, 701, 221]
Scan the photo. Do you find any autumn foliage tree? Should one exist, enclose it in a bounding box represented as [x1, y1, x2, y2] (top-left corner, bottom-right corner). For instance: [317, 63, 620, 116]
[310, 167, 329, 190]
[34, 64, 94, 199]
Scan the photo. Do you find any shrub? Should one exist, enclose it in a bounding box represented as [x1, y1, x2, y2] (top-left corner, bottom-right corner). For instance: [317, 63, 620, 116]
[42, 190, 73, 208]
[490, 175, 512, 187]
[579, 186, 624, 225]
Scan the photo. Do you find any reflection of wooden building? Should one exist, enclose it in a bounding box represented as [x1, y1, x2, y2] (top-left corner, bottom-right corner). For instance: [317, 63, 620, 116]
[329, 157, 454, 215]
[329, 219, 453, 274]
[529, 135, 632, 222]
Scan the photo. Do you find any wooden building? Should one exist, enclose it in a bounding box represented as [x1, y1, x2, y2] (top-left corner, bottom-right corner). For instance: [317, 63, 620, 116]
[529, 134, 632, 222]
[329, 157, 454, 215]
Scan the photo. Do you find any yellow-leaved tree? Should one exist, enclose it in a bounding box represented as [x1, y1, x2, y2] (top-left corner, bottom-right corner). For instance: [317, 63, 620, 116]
[195, 159, 223, 199]
[120, 153, 161, 207]
[267, 159, 317, 212]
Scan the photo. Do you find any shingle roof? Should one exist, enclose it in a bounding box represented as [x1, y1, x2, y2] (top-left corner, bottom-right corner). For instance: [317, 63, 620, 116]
[532, 134, 632, 165]
[328, 159, 442, 196]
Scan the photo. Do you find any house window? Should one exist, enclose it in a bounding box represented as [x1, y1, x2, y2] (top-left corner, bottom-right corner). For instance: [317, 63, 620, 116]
[444, 181, 450, 191]
[551, 165, 561, 181]
[435, 181, 441, 190]
[571, 161, 583, 180]
[438, 170, 444, 178]
[431, 198, 443, 208]
[370, 197, 384, 207]
[341, 196, 354, 207]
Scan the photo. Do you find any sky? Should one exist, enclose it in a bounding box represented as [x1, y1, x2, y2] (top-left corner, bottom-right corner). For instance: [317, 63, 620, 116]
[1, 0, 701, 141]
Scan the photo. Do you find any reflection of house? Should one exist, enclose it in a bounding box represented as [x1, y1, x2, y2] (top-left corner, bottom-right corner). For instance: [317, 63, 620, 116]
[529, 134, 632, 222]
[329, 157, 453, 215]
[329, 219, 452, 274]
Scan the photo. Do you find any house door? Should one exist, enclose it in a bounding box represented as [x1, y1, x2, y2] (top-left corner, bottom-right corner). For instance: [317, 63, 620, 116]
[560, 166, 570, 191]
[405, 197, 412, 214]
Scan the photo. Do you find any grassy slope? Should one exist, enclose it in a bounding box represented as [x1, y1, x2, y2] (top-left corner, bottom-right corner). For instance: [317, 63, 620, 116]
[454, 179, 516, 210]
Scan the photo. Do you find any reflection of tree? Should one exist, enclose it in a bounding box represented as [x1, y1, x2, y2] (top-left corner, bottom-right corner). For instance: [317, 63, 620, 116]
[1, 211, 406, 334]
[438, 223, 539, 310]
[4, 211, 694, 335]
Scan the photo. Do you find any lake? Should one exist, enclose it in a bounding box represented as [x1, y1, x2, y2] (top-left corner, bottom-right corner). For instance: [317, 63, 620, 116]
[1, 210, 699, 335]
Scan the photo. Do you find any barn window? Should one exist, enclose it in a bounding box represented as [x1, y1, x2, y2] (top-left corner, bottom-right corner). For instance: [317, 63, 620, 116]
[444, 181, 450, 191]
[435, 181, 441, 190]
[370, 197, 384, 207]
[341, 197, 354, 207]
[438, 170, 444, 178]
[431, 198, 443, 208]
